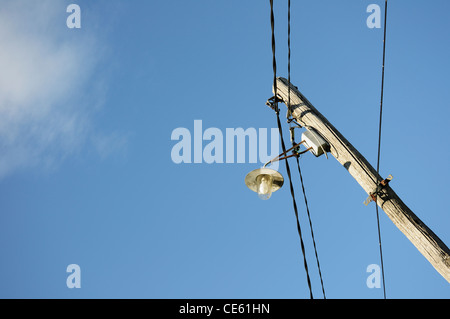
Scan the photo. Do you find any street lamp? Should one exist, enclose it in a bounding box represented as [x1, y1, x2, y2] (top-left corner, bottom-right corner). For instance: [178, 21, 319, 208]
[244, 168, 284, 200]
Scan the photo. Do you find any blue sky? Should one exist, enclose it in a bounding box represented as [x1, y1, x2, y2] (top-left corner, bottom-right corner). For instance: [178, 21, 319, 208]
[0, 0, 449, 298]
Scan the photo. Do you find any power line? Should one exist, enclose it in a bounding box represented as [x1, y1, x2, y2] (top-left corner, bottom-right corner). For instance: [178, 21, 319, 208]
[375, 0, 388, 299]
[270, 0, 313, 299]
[293, 156, 326, 298]
[287, 0, 326, 299]
[287, 0, 291, 119]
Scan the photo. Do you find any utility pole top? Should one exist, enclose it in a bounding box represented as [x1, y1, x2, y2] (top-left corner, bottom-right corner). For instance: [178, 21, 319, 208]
[274, 77, 450, 283]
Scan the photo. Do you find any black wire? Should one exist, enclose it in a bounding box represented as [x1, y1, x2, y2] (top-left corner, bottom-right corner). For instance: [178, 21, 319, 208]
[286, 0, 325, 299]
[270, 0, 313, 299]
[287, 0, 290, 116]
[270, 0, 278, 113]
[375, 0, 388, 299]
[276, 114, 313, 299]
[293, 156, 326, 299]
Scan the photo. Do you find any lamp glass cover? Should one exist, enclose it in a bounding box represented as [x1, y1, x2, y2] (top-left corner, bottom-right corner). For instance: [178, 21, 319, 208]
[256, 174, 273, 200]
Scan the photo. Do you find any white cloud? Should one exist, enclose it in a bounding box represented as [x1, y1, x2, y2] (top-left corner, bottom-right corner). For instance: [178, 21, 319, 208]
[0, 0, 123, 178]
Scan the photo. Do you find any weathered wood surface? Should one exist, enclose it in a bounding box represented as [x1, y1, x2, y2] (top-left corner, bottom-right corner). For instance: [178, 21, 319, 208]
[275, 77, 450, 283]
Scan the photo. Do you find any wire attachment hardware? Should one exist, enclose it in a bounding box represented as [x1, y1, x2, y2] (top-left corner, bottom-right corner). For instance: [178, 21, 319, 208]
[364, 174, 393, 206]
[266, 95, 284, 113]
[264, 140, 312, 168]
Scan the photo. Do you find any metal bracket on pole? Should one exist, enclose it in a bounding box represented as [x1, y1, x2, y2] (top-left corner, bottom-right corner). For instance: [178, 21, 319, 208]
[364, 174, 393, 206]
[263, 140, 312, 168]
[266, 95, 284, 113]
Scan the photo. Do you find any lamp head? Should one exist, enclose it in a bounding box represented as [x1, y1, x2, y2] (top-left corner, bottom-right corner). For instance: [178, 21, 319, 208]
[245, 168, 284, 200]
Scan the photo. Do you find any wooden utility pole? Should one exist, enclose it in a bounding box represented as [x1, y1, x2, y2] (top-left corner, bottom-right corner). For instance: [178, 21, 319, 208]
[274, 77, 450, 283]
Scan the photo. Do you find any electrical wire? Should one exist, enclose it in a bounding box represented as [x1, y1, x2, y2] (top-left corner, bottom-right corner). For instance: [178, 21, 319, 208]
[375, 0, 388, 299]
[270, 0, 313, 299]
[293, 155, 326, 299]
[287, 0, 326, 299]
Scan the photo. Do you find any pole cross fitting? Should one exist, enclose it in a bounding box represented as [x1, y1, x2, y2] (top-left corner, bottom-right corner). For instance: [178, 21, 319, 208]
[364, 174, 393, 206]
